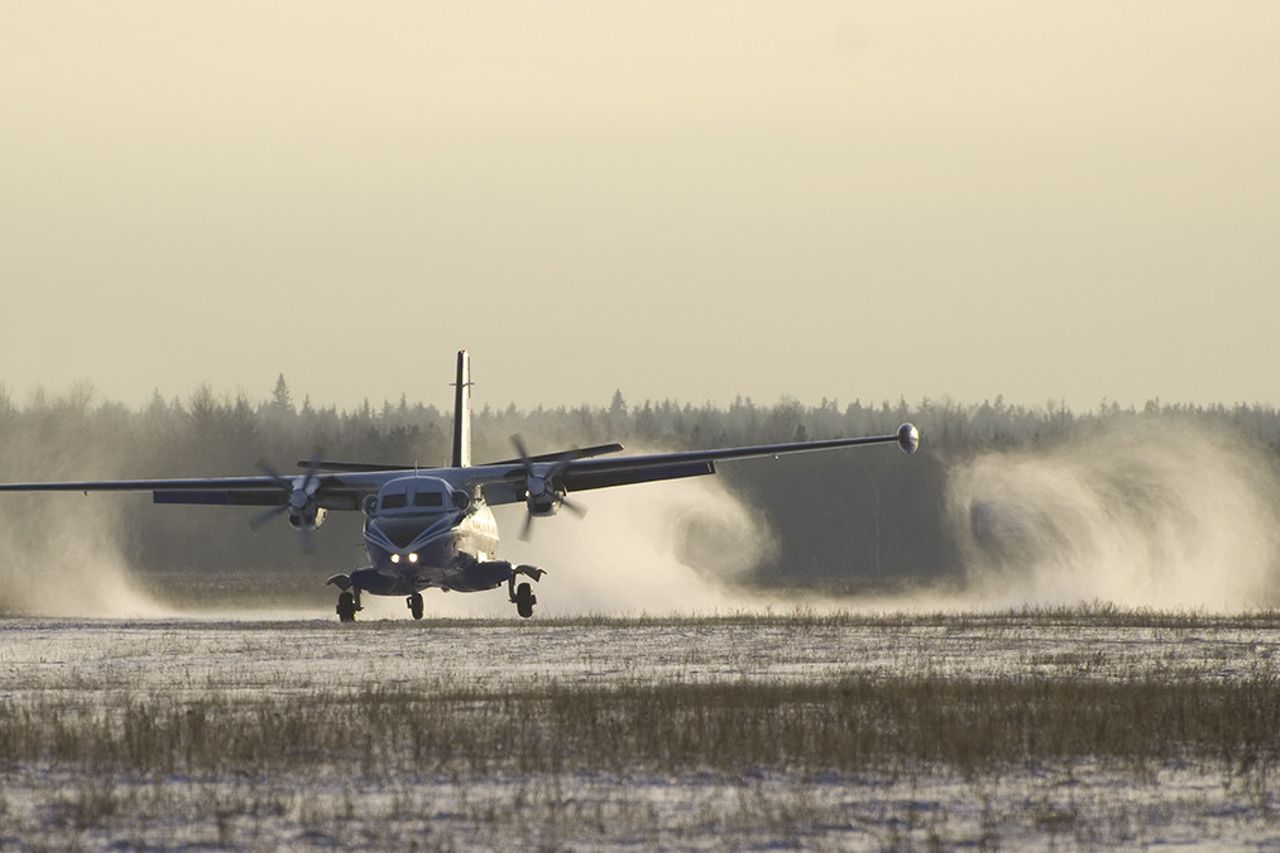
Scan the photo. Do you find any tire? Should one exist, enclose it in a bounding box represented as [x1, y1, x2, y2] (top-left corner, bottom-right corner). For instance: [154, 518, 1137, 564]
[515, 582, 535, 619]
[336, 592, 357, 623]
[408, 592, 424, 620]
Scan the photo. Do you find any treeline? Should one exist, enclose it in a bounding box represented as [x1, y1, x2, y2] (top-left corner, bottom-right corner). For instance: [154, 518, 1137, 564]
[1, 376, 1278, 586]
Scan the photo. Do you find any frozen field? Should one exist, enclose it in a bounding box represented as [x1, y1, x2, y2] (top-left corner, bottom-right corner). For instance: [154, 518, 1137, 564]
[1, 611, 1279, 849]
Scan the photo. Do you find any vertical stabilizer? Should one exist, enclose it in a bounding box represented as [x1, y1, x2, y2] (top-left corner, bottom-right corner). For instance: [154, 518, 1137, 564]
[451, 350, 472, 468]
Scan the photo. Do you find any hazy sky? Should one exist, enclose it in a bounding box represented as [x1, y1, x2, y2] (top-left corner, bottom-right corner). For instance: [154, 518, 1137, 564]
[3, 2, 1277, 413]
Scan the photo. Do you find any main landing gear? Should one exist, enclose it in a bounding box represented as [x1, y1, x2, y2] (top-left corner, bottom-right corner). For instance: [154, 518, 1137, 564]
[406, 592, 424, 620]
[508, 565, 545, 619]
[336, 590, 362, 623]
[328, 574, 364, 623]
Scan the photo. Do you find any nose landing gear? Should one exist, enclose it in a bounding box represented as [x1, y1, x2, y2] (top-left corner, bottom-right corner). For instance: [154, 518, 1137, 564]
[406, 592, 424, 620]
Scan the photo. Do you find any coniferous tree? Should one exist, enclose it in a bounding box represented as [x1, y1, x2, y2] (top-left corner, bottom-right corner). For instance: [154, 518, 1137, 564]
[270, 374, 295, 417]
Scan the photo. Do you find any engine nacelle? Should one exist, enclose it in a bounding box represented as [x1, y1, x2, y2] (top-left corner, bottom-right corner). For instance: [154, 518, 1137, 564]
[526, 493, 561, 518]
[523, 471, 564, 517]
[289, 506, 327, 530]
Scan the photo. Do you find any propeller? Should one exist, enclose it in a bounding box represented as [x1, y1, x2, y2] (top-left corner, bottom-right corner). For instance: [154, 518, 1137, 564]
[248, 450, 326, 554]
[511, 434, 586, 541]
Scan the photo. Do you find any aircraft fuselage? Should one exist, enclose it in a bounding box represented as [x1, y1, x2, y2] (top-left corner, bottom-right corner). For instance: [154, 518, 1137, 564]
[348, 475, 503, 596]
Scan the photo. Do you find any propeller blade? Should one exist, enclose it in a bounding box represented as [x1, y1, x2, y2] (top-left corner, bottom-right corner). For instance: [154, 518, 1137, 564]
[560, 495, 587, 519]
[249, 504, 288, 530]
[548, 455, 575, 481]
[300, 526, 315, 555]
[255, 458, 291, 489]
[301, 446, 326, 494]
[512, 433, 538, 536]
[510, 434, 533, 471]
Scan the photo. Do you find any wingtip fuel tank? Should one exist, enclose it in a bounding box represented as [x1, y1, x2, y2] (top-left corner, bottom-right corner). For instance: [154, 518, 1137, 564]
[898, 423, 921, 455]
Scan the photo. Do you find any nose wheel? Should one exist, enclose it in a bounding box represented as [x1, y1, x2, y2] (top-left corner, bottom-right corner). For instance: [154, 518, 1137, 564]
[406, 592, 424, 620]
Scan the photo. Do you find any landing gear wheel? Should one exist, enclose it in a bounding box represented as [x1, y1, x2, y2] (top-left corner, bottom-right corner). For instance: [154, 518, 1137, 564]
[407, 592, 424, 620]
[336, 591, 359, 623]
[514, 582, 536, 619]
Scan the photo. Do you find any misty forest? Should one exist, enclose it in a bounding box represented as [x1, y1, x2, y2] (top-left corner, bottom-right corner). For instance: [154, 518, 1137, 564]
[3, 375, 1280, 602]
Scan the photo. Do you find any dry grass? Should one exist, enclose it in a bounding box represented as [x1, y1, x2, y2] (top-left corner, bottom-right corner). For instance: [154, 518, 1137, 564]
[3, 670, 1277, 782]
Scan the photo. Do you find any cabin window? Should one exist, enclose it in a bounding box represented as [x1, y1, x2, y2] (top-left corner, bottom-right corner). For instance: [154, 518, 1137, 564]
[414, 492, 444, 508]
[381, 493, 407, 510]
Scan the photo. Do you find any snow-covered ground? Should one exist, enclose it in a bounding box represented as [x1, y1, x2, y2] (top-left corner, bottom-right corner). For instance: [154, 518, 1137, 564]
[3, 614, 1276, 693]
[1, 614, 1277, 849]
[3, 762, 1277, 850]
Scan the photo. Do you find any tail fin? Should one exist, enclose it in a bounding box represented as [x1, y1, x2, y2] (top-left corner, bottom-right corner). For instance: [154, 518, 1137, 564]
[451, 350, 472, 468]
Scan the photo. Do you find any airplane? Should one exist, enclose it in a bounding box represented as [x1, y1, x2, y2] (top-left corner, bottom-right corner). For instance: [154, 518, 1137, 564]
[0, 352, 920, 620]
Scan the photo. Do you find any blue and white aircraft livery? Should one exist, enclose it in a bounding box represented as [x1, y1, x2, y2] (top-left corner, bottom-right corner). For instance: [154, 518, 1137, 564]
[0, 352, 920, 621]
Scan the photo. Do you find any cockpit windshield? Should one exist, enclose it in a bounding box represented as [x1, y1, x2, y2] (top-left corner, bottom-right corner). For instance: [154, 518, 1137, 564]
[374, 476, 456, 517]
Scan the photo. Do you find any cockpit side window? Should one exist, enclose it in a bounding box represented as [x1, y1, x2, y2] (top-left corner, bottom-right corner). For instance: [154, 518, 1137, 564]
[413, 492, 444, 508]
[381, 493, 408, 510]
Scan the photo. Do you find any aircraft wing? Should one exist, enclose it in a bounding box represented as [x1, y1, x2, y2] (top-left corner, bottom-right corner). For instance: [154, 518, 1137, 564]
[0, 473, 386, 511]
[0, 476, 282, 494]
[0, 426, 919, 508]
[475, 424, 920, 504]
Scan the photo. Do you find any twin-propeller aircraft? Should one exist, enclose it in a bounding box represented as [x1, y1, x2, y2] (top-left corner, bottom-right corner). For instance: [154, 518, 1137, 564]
[0, 353, 920, 620]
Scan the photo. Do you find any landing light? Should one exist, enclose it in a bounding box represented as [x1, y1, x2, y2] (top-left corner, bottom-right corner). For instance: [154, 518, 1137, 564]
[390, 553, 401, 564]
[408, 552, 419, 563]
